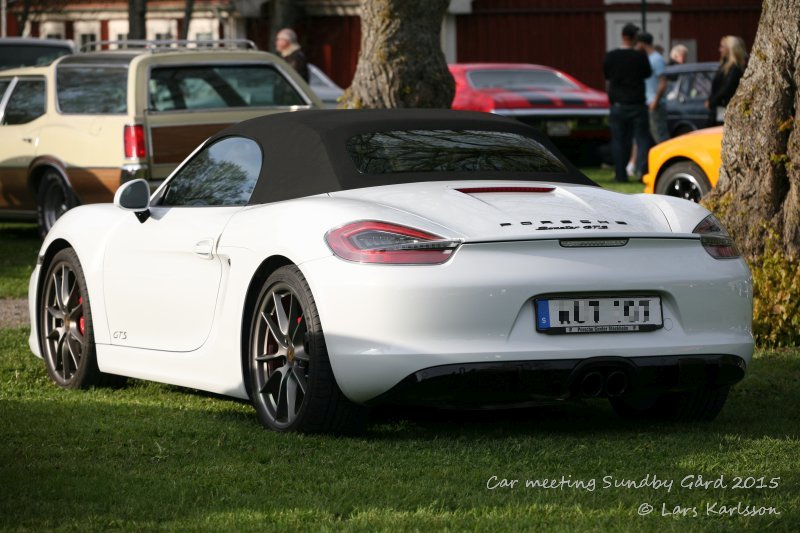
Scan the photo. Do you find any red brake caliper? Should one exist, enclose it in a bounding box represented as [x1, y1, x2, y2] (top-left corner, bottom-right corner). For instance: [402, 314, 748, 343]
[78, 296, 85, 335]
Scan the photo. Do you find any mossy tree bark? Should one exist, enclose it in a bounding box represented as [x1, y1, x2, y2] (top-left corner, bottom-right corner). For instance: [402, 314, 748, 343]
[707, 0, 800, 257]
[340, 0, 454, 109]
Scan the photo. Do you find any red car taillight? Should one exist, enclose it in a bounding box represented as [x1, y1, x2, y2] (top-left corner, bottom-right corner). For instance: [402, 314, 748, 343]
[325, 221, 461, 265]
[693, 214, 740, 259]
[124, 124, 146, 159]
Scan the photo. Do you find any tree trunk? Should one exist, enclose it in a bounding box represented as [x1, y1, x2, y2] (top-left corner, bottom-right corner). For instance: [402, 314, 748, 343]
[179, 0, 194, 41]
[15, 0, 31, 36]
[707, 0, 800, 258]
[340, 0, 454, 109]
[128, 0, 146, 40]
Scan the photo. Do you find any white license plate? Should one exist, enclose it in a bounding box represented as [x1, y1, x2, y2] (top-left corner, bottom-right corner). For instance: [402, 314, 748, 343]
[535, 296, 663, 334]
[546, 121, 572, 137]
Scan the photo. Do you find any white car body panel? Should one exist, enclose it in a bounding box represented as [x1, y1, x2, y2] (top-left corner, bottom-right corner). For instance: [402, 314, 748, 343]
[102, 206, 237, 352]
[330, 181, 675, 240]
[303, 237, 752, 402]
[30, 177, 753, 405]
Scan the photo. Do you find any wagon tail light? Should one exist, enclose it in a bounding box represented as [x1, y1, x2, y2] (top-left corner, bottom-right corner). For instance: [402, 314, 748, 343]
[325, 221, 461, 264]
[124, 124, 147, 159]
[693, 214, 740, 259]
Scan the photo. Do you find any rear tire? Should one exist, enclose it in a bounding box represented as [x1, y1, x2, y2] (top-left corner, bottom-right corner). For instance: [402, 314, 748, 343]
[655, 161, 712, 203]
[610, 386, 730, 422]
[37, 169, 77, 238]
[248, 265, 367, 434]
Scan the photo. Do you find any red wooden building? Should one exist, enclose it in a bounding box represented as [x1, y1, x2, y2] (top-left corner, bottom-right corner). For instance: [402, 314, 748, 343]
[4, 1, 761, 92]
[295, 0, 761, 91]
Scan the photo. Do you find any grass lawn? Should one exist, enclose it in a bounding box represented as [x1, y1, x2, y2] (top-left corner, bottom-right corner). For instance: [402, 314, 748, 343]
[3, 173, 796, 531]
[0, 223, 39, 299]
[581, 166, 645, 195]
[1, 327, 798, 531]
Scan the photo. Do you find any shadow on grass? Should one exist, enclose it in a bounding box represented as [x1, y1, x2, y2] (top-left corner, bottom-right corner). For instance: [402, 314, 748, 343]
[98, 349, 800, 445]
[2, 339, 799, 530]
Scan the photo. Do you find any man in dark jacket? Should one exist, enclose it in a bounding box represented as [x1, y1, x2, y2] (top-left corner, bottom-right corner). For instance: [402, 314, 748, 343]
[275, 28, 309, 83]
[603, 23, 652, 182]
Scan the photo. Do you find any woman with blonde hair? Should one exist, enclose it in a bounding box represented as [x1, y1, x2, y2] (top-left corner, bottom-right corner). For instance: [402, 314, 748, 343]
[706, 35, 748, 126]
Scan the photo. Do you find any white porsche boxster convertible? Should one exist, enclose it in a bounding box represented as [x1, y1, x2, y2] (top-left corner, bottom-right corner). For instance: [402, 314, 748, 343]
[28, 110, 753, 433]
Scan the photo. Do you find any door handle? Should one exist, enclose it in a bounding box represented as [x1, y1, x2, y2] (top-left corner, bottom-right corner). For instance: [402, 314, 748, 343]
[22, 137, 33, 143]
[194, 239, 215, 259]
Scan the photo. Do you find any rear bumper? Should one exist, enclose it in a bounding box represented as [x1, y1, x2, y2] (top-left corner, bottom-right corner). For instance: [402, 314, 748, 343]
[368, 354, 747, 408]
[301, 238, 753, 404]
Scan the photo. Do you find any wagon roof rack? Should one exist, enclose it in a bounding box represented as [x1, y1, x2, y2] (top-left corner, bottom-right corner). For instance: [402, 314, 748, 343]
[79, 39, 258, 53]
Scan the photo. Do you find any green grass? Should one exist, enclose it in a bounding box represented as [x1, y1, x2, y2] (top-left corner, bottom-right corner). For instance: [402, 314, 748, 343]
[1, 326, 798, 531]
[0, 223, 39, 299]
[581, 166, 646, 195]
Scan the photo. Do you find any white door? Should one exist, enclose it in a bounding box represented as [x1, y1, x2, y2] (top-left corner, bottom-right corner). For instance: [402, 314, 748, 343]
[605, 11, 671, 51]
[103, 206, 239, 352]
[101, 135, 264, 352]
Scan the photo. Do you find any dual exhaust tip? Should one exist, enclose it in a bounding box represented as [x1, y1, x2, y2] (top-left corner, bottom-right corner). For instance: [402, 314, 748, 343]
[579, 369, 629, 398]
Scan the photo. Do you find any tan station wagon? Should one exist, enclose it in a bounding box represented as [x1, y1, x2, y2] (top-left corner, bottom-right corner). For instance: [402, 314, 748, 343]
[0, 42, 322, 236]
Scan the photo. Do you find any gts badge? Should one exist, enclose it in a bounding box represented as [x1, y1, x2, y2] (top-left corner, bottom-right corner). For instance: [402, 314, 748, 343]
[113, 331, 128, 340]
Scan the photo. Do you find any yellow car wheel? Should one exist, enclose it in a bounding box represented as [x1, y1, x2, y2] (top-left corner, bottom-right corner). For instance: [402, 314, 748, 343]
[654, 161, 712, 203]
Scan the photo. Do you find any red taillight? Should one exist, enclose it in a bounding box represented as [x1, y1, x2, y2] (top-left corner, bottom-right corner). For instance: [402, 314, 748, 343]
[124, 124, 146, 159]
[325, 221, 461, 265]
[693, 214, 740, 259]
[453, 91, 496, 113]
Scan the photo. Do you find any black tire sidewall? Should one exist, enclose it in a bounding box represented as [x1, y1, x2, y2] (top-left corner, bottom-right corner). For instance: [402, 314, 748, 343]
[655, 161, 712, 199]
[37, 170, 76, 239]
[40, 248, 99, 389]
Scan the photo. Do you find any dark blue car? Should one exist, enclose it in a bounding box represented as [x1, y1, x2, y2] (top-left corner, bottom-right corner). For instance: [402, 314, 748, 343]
[664, 62, 718, 137]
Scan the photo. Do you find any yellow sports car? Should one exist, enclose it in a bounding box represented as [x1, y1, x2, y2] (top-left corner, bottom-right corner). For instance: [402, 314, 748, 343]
[643, 127, 723, 202]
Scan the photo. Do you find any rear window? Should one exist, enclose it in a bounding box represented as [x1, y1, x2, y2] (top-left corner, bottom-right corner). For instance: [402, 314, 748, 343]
[0, 44, 72, 69]
[56, 66, 128, 114]
[346, 130, 567, 174]
[468, 69, 578, 90]
[148, 65, 306, 111]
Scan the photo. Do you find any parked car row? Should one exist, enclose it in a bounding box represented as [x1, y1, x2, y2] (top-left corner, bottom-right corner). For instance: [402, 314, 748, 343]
[1, 36, 724, 235]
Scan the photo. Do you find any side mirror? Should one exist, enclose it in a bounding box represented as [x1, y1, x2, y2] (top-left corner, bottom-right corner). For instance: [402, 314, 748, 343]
[114, 179, 151, 223]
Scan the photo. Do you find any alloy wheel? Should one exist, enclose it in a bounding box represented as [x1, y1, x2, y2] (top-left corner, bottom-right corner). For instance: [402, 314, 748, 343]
[42, 262, 86, 384]
[251, 283, 310, 428]
[664, 172, 703, 202]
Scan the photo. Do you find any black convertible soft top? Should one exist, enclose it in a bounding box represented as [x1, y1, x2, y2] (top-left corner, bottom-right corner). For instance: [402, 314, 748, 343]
[207, 109, 598, 205]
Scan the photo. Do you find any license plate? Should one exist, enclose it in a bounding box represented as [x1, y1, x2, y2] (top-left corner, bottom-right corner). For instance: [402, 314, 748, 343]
[535, 296, 663, 334]
[546, 121, 572, 137]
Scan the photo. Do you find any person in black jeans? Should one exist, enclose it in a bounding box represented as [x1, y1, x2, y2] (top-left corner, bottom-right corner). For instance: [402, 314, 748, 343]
[706, 35, 747, 126]
[603, 24, 652, 182]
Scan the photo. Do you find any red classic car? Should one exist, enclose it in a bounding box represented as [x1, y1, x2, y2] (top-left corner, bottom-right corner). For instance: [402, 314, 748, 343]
[450, 63, 610, 146]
